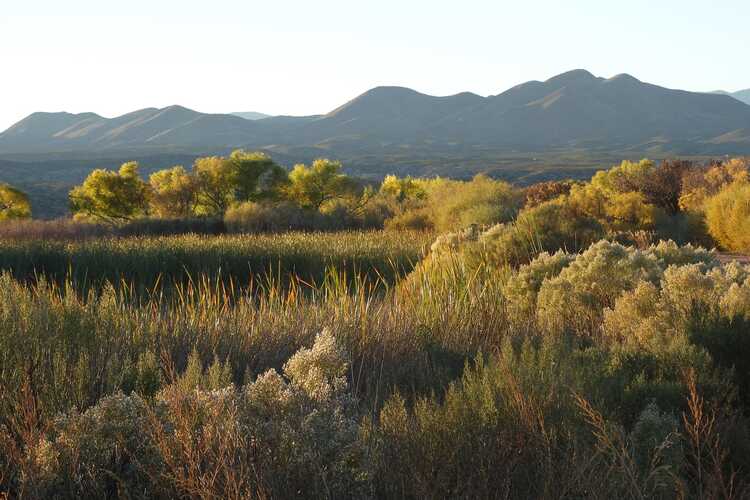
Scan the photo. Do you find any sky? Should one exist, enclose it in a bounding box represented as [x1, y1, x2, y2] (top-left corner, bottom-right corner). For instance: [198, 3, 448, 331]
[2, 0, 749, 130]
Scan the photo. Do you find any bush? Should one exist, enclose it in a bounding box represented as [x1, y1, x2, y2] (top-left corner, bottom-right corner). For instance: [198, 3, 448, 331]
[21, 331, 367, 499]
[387, 175, 523, 233]
[225, 201, 313, 233]
[477, 197, 604, 267]
[523, 179, 577, 208]
[704, 181, 750, 252]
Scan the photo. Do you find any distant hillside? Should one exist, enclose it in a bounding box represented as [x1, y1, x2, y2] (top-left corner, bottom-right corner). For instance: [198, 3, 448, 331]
[3, 70, 750, 159]
[713, 89, 750, 106]
[733, 89, 750, 105]
[0, 106, 261, 154]
[232, 111, 272, 120]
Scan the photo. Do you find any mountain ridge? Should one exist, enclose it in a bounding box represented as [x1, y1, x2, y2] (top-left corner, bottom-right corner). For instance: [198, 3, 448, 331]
[3, 70, 750, 157]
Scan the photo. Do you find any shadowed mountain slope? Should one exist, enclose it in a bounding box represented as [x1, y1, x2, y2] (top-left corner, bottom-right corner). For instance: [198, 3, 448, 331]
[3, 70, 750, 157]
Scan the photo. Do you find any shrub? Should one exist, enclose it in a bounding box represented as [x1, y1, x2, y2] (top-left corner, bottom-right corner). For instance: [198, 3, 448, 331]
[536, 240, 663, 336]
[225, 201, 313, 233]
[478, 198, 604, 267]
[20, 331, 366, 499]
[704, 180, 750, 252]
[384, 209, 433, 231]
[523, 179, 577, 208]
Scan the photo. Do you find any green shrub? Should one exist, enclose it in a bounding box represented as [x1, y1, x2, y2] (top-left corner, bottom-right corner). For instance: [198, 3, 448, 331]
[225, 201, 313, 232]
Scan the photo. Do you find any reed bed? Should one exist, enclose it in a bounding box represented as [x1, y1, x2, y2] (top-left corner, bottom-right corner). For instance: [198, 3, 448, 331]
[0, 230, 434, 292]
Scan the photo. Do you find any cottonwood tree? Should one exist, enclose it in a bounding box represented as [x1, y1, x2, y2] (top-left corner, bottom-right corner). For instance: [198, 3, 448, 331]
[284, 159, 358, 210]
[149, 166, 199, 218]
[69, 162, 149, 223]
[0, 183, 32, 220]
[229, 150, 288, 202]
[379, 175, 426, 203]
[193, 156, 236, 216]
[193, 151, 288, 216]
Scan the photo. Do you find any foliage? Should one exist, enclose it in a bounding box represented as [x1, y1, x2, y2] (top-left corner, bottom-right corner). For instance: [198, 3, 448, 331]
[704, 180, 750, 252]
[284, 159, 359, 210]
[190, 150, 288, 217]
[2, 236, 750, 497]
[6, 155, 750, 497]
[378, 174, 523, 233]
[680, 158, 749, 212]
[193, 155, 237, 216]
[225, 201, 312, 233]
[0, 183, 32, 220]
[523, 179, 578, 208]
[20, 331, 365, 498]
[148, 165, 199, 218]
[68, 162, 150, 223]
[379, 174, 426, 203]
[228, 149, 288, 203]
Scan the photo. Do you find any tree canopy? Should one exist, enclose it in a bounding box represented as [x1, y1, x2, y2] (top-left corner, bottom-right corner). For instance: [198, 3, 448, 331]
[69, 162, 149, 223]
[149, 166, 199, 218]
[284, 159, 358, 210]
[0, 183, 32, 220]
[193, 150, 288, 216]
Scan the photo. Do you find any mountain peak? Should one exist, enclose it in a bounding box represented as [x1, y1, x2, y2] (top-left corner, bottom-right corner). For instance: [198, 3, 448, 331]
[607, 73, 641, 84]
[360, 86, 425, 99]
[546, 69, 599, 85]
[160, 104, 196, 113]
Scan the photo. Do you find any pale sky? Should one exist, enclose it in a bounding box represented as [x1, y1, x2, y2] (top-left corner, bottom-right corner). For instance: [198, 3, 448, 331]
[2, 0, 749, 130]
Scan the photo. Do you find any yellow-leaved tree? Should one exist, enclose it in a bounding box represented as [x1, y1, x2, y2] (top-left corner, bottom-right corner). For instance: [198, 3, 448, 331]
[0, 183, 32, 220]
[704, 180, 750, 252]
[69, 162, 149, 223]
[284, 159, 358, 210]
[149, 166, 199, 218]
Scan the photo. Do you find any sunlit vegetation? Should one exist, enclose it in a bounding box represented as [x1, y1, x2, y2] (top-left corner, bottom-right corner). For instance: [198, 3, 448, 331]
[1, 156, 750, 498]
[0, 231, 433, 291]
[0, 182, 31, 220]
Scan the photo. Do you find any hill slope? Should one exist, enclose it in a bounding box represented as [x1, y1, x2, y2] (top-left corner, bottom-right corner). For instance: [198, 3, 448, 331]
[732, 89, 750, 105]
[3, 71, 750, 157]
[232, 111, 272, 120]
[713, 89, 750, 106]
[0, 106, 261, 154]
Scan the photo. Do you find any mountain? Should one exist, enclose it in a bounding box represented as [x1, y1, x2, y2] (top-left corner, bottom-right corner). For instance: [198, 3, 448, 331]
[712, 89, 750, 106]
[232, 111, 272, 120]
[447, 70, 750, 151]
[731, 90, 750, 105]
[3, 70, 750, 159]
[0, 106, 261, 154]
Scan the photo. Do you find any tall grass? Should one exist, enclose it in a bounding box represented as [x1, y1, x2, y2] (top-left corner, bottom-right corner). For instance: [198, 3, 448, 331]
[2, 235, 750, 498]
[0, 230, 434, 292]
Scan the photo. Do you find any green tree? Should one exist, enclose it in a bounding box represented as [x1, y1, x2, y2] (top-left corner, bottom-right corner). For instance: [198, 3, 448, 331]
[193, 156, 236, 216]
[379, 175, 426, 203]
[284, 159, 358, 210]
[0, 183, 32, 220]
[193, 151, 288, 216]
[69, 162, 149, 223]
[149, 166, 199, 218]
[229, 150, 288, 202]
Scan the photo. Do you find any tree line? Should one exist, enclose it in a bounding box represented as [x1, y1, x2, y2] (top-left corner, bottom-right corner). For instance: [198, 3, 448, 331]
[65, 151, 368, 223]
[1, 154, 749, 252]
